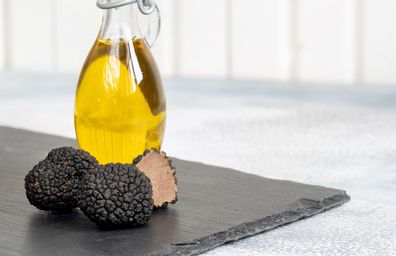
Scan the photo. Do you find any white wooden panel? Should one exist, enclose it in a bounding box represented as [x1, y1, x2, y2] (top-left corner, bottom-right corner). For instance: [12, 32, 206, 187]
[363, 0, 396, 84]
[151, 0, 175, 77]
[55, 0, 100, 73]
[9, 0, 53, 71]
[295, 0, 355, 83]
[0, 0, 5, 69]
[231, 0, 290, 80]
[178, 0, 227, 78]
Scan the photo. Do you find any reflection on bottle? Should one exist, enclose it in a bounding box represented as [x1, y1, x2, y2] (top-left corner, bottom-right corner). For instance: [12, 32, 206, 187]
[75, 38, 166, 164]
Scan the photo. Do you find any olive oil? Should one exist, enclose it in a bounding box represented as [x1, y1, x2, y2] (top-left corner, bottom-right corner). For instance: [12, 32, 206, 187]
[75, 38, 166, 164]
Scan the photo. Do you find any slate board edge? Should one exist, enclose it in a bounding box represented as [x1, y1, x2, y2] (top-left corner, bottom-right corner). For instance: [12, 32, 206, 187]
[150, 192, 350, 256]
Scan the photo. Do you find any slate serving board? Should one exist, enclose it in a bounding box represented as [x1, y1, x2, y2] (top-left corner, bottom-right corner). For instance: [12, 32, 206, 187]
[0, 126, 350, 256]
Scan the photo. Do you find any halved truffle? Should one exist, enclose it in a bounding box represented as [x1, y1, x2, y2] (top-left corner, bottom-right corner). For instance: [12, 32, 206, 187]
[133, 149, 178, 208]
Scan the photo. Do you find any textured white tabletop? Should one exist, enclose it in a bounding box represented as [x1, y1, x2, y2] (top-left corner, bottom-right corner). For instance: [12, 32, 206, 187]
[1, 72, 395, 255]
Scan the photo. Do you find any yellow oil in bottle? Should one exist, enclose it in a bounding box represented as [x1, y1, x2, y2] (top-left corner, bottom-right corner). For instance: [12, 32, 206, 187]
[74, 38, 166, 164]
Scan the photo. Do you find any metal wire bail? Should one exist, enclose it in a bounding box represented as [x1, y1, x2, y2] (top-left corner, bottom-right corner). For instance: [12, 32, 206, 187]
[96, 0, 157, 15]
[137, 0, 156, 15]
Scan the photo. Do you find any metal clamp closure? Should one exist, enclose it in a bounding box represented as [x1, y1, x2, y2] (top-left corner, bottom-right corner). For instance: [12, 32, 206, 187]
[96, 0, 156, 15]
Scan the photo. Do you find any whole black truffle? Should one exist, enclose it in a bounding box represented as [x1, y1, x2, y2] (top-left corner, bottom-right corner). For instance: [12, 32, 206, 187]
[25, 147, 98, 212]
[77, 164, 153, 228]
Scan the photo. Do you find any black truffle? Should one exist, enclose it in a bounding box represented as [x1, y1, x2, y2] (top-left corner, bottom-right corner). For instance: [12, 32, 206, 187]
[24, 147, 98, 212]
[77, 164, 153, 228]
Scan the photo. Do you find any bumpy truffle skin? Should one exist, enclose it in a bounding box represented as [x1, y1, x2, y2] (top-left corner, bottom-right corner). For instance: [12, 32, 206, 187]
[24, 147, 98, 212]
[46, 147, 98, 175]
[77, 164, 153, 228]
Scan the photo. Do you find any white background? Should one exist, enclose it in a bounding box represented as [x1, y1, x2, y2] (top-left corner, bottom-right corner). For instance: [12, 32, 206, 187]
[1, 0, 396, 84]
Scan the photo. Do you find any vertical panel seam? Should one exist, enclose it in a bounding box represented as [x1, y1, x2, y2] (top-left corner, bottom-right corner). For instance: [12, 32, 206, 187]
[225, 0, 233, 80]
[172, 0, 181, 77]
[354, 0, 364, 83]
[289, 0, 299, 82]
[50, 0, 58, 72]
[2, 0, 11, 69]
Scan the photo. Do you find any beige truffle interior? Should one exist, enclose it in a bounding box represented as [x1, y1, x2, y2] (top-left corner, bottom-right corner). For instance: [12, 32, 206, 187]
[136, 150, 178, 208]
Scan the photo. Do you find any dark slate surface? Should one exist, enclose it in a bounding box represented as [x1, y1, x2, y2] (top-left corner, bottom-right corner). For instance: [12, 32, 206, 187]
[0, 126, 350, 256]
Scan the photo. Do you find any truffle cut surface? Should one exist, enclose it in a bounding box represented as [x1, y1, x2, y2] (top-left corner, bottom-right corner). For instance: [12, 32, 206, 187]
[134, 149, 178, 208]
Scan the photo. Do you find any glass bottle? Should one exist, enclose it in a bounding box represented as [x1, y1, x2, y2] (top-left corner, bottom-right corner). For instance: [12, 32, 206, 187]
[74, 0, 165, 164]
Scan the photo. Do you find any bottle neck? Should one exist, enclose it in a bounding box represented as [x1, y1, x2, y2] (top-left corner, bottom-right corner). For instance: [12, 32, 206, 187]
[98, 4, 143, 41]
